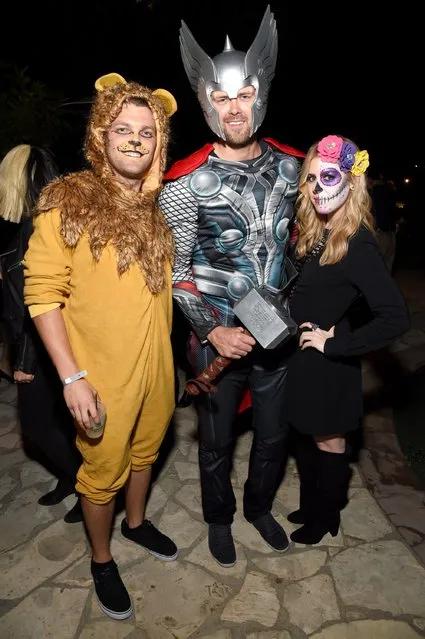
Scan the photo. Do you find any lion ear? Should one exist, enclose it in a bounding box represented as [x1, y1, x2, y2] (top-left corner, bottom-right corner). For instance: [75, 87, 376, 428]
[94, 73, 127, 92]
[152, 89, 178, 117]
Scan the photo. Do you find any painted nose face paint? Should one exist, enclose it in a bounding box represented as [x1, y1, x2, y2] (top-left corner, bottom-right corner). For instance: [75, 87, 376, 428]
[312, 161, 350, 215]
[117, 141, 150, 155]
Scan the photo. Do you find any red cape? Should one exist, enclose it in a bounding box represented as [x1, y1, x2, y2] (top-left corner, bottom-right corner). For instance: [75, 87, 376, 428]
[166, 138, 305, 413]
[164, 138, 305, 181]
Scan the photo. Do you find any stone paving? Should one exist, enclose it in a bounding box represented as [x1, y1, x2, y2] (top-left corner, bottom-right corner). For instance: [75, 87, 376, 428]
[359, 269, 425, 567]
[1, 267, 425, 639]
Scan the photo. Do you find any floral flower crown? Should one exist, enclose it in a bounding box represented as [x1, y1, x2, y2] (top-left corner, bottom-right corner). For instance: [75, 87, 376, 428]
[317, 135, 369, 177]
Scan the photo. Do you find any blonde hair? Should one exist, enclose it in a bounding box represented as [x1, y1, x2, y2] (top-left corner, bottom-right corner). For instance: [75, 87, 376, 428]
[296, 137, 375, 265]
[0, 145, 31, 223]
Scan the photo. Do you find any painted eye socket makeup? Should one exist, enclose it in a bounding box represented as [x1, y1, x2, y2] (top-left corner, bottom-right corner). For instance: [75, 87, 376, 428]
[320, 168, 342, 187]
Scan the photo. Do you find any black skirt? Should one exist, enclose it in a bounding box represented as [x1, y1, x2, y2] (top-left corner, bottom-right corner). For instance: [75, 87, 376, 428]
[283, 346, 362, 435]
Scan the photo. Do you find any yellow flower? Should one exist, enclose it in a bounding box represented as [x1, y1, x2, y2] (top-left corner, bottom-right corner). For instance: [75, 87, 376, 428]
[351, 150, 370, 176]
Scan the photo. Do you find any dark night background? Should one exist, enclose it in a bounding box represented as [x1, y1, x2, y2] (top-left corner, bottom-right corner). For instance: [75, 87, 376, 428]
[1, 1, 420, 163]
[1, 1, 425, 479]
[1, 0, 422, 246]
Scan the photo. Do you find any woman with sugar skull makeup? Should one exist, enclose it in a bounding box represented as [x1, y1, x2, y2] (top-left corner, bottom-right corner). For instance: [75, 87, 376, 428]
[283, 135, 409, 545]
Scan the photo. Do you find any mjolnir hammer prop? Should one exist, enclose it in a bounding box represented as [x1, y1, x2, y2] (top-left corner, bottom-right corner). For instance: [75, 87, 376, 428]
[184, 265, 298, 397]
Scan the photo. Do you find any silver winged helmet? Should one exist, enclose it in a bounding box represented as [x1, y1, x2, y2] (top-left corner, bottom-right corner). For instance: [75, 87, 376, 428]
[180, 5, 278, 140]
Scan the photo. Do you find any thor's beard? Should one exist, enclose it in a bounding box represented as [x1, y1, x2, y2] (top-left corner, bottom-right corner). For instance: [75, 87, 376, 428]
[221, 119, 253, 147]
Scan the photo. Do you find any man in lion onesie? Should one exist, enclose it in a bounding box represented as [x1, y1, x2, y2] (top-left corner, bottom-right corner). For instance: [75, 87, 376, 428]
[24, 73, 178, 621]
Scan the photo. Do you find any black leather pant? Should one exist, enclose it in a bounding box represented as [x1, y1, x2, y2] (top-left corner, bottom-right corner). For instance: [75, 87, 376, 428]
[18, 352, 81, 483]
[193, 342, 291, 525]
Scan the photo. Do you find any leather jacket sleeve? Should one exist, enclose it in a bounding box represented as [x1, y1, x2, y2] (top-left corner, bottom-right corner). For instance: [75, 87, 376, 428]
[13, 317, 38, 374]
[1, 219, 39, 374]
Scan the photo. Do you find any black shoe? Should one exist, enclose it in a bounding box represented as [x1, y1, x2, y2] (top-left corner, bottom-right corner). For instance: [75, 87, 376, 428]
[121, 519, 178, 561]
[38, 479, 75, 506]
[208, 524, 236, 567]
[91, 559, 133, 621]
[287, 509, 306, 525]
[64, 498, 83, 524]
[290, 514, 340, 545]
[252, 513, 290, 552]
[177, 390, 192, 408]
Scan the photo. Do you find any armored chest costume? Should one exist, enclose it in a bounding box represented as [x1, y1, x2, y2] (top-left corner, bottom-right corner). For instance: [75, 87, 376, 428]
[160, 138, 302, 342]
[161, 7, 305, 532]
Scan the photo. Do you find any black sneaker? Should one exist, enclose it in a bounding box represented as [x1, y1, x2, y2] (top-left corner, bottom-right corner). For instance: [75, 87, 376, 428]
[91, 559, 133, 621]
[121, 519, 179, 561]
[208, 524, 236, 567]
[252, 513, 290, 552]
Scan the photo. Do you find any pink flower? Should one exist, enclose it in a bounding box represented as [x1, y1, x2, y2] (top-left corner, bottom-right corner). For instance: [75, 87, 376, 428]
[318, 135, 343, 163]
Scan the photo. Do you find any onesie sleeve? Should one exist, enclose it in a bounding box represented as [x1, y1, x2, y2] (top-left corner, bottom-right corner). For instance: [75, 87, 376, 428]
[23, 208, 72, 314]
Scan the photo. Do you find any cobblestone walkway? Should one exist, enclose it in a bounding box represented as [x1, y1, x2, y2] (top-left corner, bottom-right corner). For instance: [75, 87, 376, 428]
[1, 268, 425, 638]
[1, 388, 425, 638]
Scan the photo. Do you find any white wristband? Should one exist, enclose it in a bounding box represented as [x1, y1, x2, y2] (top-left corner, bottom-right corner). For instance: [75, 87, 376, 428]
[63, 370, 88, 386]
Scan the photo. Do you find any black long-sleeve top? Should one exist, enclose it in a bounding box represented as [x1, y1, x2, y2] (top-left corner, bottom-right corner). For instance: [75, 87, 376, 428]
[284, 226, 409, 435]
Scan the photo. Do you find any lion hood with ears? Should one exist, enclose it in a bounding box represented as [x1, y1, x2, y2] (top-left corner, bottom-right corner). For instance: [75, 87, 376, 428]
[36, 75, 177, 294]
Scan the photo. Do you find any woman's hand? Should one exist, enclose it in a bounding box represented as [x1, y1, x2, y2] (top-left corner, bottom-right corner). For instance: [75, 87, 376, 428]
[13, 370, 35, 384]
[299, 322, 335, 353]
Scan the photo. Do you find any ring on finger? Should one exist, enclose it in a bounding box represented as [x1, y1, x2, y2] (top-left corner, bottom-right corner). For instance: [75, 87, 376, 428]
[311, 323, 320, 331]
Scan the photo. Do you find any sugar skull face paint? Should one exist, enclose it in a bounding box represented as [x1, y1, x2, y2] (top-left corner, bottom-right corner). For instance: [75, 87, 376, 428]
[306, 157, 351, 215]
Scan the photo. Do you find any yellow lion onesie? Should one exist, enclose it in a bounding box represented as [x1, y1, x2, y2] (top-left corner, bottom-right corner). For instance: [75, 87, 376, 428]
[23, 75, 177, 504]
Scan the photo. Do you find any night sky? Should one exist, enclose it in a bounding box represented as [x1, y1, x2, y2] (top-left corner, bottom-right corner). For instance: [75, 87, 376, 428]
[2, 0, 420, 180]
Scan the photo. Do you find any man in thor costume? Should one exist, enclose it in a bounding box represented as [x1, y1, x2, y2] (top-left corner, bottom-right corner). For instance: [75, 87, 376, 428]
[160, 6, 304, 567]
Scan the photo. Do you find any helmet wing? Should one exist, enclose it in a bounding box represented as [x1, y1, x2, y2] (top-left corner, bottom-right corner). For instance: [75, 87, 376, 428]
[179, 21, 216, 94]
[245, 5, 278, 85]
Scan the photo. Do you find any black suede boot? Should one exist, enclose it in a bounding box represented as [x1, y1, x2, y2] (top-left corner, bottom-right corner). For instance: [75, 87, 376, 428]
[287, 434, 318, 525]
[38, 478, 75, 506]
[290, 448, 351, 545]
[64, 496, 83, 523]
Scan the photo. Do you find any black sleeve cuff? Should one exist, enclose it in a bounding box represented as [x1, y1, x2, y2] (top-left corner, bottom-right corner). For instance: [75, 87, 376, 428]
[324, 332, 350, 359]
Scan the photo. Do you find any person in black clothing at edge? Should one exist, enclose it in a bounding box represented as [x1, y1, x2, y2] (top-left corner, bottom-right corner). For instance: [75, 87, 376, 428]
[0, 144, 82, 523]
[284, 135, 409, 545]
